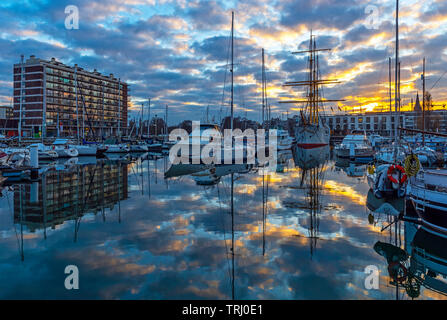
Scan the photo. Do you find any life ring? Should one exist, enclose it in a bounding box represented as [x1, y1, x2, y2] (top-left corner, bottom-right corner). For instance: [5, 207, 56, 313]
[387, 165, 407, 184]
[388, 261, 408, 283]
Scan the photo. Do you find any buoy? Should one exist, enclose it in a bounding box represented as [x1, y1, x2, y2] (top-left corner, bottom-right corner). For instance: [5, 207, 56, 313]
[387, 165, 407, 184]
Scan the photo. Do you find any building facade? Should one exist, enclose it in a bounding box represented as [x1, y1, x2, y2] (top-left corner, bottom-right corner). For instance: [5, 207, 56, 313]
[322, 110, 447, 135]
[0, 105, 14, 119]
[13, 55, 129, 138]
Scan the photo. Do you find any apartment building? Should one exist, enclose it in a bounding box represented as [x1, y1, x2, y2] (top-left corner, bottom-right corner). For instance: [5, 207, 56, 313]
[13, 55, 129, 138]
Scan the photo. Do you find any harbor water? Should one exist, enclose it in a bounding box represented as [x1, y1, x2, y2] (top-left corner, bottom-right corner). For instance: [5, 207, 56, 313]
[0, 149, 445, 300]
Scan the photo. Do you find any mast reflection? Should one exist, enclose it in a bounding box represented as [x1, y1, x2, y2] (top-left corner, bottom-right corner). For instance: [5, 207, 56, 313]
[292, 145, 329, 258]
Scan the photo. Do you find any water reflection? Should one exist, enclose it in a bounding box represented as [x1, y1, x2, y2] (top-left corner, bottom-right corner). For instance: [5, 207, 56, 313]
[291, 146, 329, 258]
[0, 151, 445, 299]
[373, 223, 447, 299]
[12, 160, 128, 260]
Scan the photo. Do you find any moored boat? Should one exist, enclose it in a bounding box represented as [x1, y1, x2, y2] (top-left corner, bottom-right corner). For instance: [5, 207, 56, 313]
[335, 131, 374, 162]
[409, 168, 447, 237]
[52, 139, 79, 157]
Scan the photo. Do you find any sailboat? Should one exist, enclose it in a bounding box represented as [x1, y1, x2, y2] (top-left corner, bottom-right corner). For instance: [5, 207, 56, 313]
[367, 0, 410, 200]
[281, 33, 342, 149]
[171, 12, 250, 165]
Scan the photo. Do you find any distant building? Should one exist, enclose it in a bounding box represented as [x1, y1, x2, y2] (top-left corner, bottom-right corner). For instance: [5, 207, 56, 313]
[322, 109, 447, 136]
[414, 93, 422, 113]
[0, 105, 14, 119]
[13, 55, 129, 138]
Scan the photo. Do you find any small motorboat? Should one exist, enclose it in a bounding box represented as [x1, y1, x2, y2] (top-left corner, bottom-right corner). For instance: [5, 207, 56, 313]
[130, 141, 149, 152]
[366, 163, 407, 199]
[52, 139, 79, 157]
[27, 143, 58, 160]
[276, 129, 294, 150]
[104, 144, 130, 153]
[335, 132, 374, 162]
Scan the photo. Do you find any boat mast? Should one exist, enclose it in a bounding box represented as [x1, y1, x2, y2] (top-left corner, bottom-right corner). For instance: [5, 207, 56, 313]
[230, 12, 235, 299]
[309, 32, 314, 124]
[262, 48, 266, 127]
[147, 98, 151, 137]
[389, 57, 392, 135]
[422, 57, 426, 146]
[140, 103, 144, 139]
[394, 0, 399, 158]
[165, 104, 168, 141]
[279, 34, 342, 119]
[230, 11, 234, 132]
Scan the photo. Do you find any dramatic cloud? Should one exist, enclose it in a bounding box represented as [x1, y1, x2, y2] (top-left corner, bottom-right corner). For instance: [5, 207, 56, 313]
[2, 0, 447, 123]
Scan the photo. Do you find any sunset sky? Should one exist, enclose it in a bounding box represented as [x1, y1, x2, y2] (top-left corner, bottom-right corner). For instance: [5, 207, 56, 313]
[2, 0, 447, 124]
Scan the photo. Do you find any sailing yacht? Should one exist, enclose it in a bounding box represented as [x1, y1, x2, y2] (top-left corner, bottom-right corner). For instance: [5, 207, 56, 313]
[281, 33, 342, 149]
[367, 0, 410, 200]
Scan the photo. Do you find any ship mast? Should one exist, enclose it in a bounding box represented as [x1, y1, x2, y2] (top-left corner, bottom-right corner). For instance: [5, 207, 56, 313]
[393, 0, 400, 160]
[261, 48, 266, 127]
[280, 32, 343, 121]
[422, 57, 426, 147]
[230, 11, 234, 132]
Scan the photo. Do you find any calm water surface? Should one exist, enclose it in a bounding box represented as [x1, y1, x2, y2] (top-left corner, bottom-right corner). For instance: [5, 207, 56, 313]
[0, 149, 445, 300]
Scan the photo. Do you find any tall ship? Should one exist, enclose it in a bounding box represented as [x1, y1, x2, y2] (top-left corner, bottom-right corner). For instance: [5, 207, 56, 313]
[281, 33, 343, 149]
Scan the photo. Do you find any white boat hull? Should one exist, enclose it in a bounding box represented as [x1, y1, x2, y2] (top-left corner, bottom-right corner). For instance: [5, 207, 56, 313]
[73, 145, 97, 156]
[54, 147, 79, 157]
[105, 144, 130, 153]
[295, 122, 330, 149]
